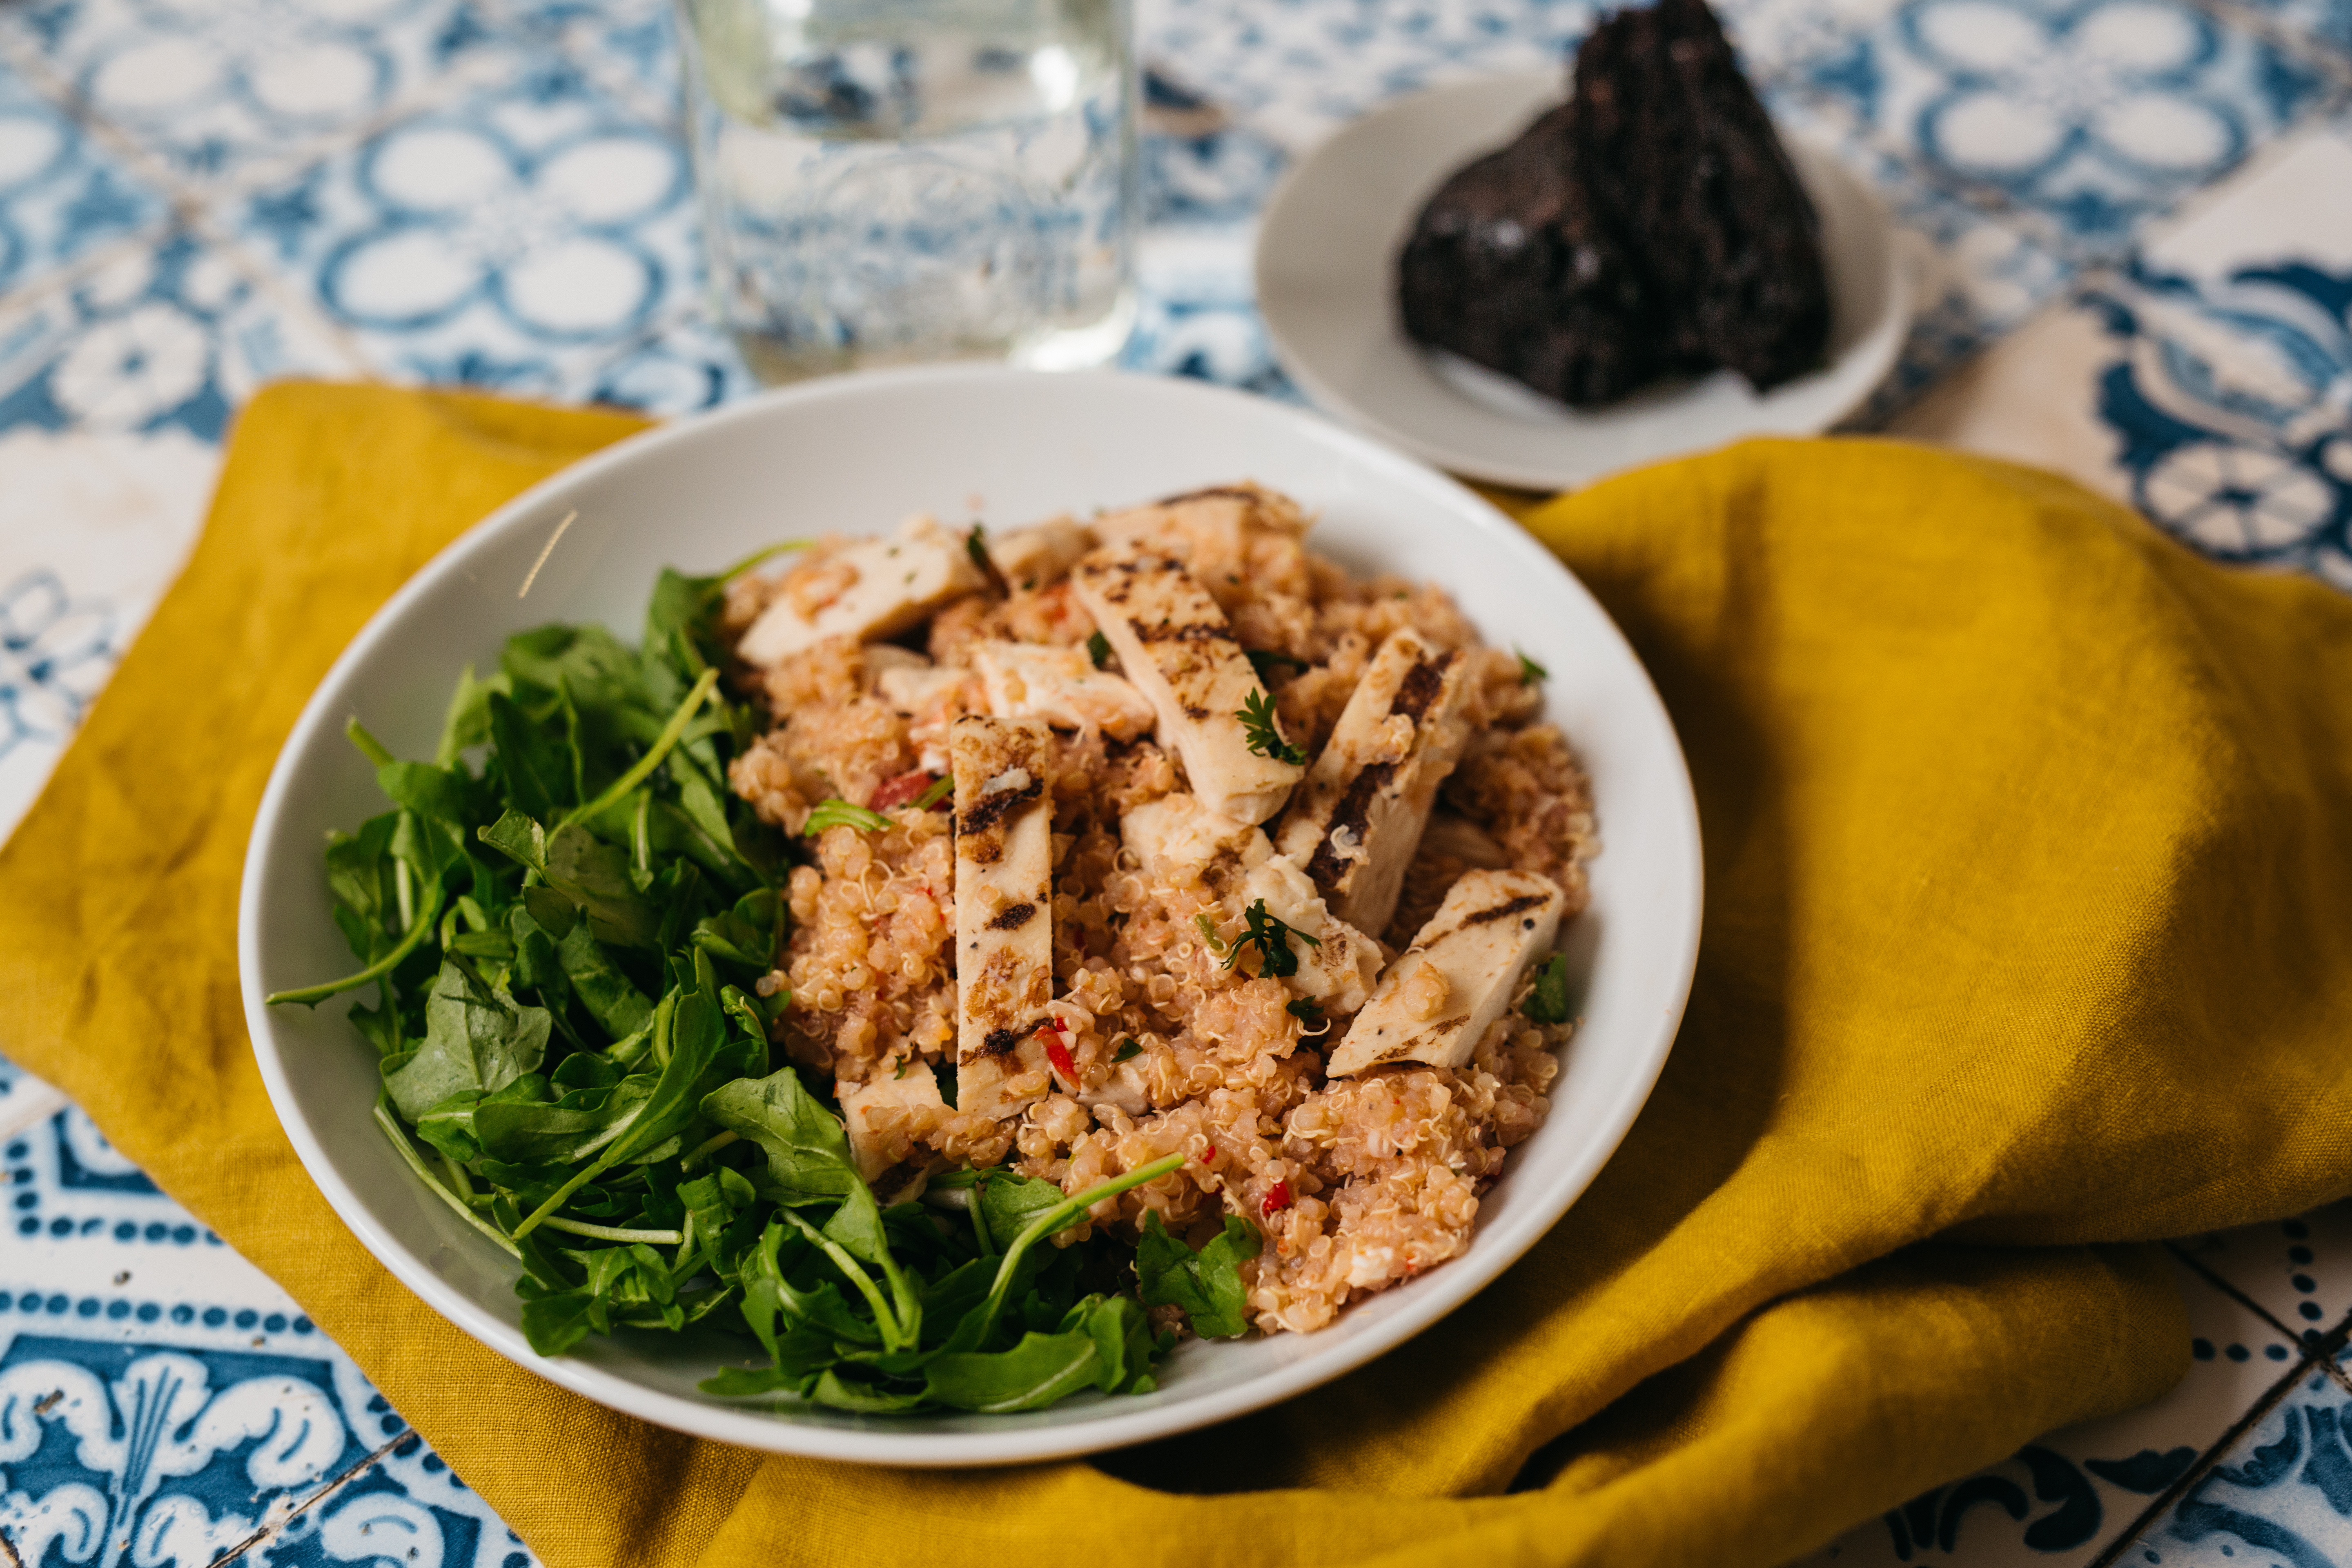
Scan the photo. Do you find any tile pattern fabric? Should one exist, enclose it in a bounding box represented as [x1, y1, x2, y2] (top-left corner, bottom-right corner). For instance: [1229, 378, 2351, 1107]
[0, 0, 2349, 1563]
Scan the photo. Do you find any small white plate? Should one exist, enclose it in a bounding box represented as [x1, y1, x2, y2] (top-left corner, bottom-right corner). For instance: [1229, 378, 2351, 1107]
[238, 366, 1702, 1467]
[1255, 73, 1911, 491]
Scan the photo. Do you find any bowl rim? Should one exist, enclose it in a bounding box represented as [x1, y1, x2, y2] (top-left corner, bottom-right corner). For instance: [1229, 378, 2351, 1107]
[236, 363, 1702, 1466]
[1252, 71, 1912, 491]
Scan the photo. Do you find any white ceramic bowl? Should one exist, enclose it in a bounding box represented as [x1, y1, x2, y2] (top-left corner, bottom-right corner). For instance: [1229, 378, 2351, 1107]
[238, 365, 1702, 1466]
[1255, 74, 1911, 490]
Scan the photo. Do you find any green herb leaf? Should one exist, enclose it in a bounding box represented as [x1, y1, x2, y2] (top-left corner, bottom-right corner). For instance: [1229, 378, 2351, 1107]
[1110, 1038, 1142, 1064]
[1234, 688, 1305, 765]
[701, 1067, 860, 1207]
[1194, 913, 1229, 959]
[1522, 953, 1573, 1024]
[435, 665, 512, 766]
[1085, 630, 1112, 669]
[1517, 649, 1548, 685]
[1136, 1210, 1261, 1339]
[965, 523, 1009, 597]
[487, 689, 575, 822]
[922, 1327, 1104, 1412]
[1245, 648, 1309, 683]
[913, 775, 954, 811]
[384, 960, 552, 1121]
[544, 822, 662, 949]
[804, 798, 893, 835]
[1219, 898, 1320, 979]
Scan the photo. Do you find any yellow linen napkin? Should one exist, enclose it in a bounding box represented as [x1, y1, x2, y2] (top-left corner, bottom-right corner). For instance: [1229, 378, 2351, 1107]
[4, 382, 2350, 1568]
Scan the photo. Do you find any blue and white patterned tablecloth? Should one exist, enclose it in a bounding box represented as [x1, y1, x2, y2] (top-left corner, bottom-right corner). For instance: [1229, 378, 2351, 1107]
[3, 0, 2351, 1564]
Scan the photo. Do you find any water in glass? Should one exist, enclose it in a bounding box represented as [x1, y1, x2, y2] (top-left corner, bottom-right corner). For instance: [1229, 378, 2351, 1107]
[679, 0, 1138, 382]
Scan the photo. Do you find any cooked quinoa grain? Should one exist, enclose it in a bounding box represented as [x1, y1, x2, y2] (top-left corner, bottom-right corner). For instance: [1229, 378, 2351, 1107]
[729, 483, 1597, 1336]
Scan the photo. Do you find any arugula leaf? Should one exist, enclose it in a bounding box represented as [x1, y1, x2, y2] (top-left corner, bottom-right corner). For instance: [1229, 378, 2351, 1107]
[692, 887, 780, 971]
[804, 798, 892, 835]
[375, 757, 482, 830]
[555, 919, 653, 1040]
[478, 808, 548, 875]
[1076, 1292, 1161, 1393]
[384, 960, 552, 1121]
[323, 813, 401, 962]
[503, 624, 657, 731]
[435, 665, 511, 766]
[487, 689, 575, 822]
[1522, 952, 1573, 1024]
[922, 1327, 1105, 1412]
[701, 1067, 860, 1207]
[1136, 1210, 1261, 1339]
[974, 1169, 1068, 1256]
[544, 822, 663, 949]
[474, 1080, 652, 1165]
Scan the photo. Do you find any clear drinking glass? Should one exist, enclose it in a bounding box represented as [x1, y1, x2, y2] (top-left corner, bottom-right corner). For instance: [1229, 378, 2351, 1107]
[677, 0, 1139, 382]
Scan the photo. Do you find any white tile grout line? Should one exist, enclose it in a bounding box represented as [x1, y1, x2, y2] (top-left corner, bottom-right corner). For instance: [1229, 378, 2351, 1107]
[2078, 1256, 2352, 1568]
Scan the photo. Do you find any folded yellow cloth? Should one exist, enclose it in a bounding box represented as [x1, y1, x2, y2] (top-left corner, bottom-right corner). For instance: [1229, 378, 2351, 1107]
[4, 382, 2350, 1568]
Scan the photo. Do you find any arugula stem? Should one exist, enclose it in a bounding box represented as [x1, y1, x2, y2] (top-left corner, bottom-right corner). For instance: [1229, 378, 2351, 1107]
[373, 1098, 520, 1258]
[562, 667, 719, 830]
[512, 1156, 610, 1241]
[969, 1180, 997, 1257]
[345, 717, 395, 767]
[267, 883, 447, 1006]
[541, 1216, 684, 1245]
[776, 1205, 905, 1353]
[673, 1211, 698, 1272]
[974, 1153, 1185, 1343]
[435, 1147, 476, 1203]
[630, 789, 653, 880]
[680, 1130, 738, 1169]
[393, 856, 415, 933]
[718, 539, 811, 583]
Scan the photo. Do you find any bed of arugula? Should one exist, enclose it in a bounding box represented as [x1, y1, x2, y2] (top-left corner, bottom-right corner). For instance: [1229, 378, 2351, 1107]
[271, 550, 1256, 1415]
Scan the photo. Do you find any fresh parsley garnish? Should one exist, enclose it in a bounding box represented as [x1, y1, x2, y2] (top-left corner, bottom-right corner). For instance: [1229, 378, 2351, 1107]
[1235, 689, 1304, 765]
[1523, 953, 1572, 1023]
[1246, 648, 1309, 683]
[912, 775, 953, 811]
[1212, 898, 1321, 979]
[804, 798, 893, 835]
[965, 523, 1009, 597]
[1517, 649, 1548, 685]
[1086, 630, 1113, 669]
[1111, 1037, 1142, 1063]
[1285, 997, 1323, 1025]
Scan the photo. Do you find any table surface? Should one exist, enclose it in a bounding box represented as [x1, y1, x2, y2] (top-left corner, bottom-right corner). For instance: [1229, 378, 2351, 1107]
[2, 0, 2348, 1564]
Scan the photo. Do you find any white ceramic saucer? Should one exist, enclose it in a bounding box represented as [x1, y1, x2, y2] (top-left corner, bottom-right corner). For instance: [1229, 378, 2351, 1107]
[1254, 73, 1911, 491]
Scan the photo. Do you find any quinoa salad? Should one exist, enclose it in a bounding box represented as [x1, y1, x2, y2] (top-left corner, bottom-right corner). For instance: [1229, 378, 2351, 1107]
[726, 482, 1596, 1336]
[276, 479, 1595, 1414]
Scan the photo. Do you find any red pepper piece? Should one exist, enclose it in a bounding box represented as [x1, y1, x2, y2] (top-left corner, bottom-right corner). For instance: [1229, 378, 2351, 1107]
[869, 770, 941, 812]
[1261, 1180, 1293, 1216]
[1202, 1144, 1218, 1163]
[1043, 1036, 1078, 1085]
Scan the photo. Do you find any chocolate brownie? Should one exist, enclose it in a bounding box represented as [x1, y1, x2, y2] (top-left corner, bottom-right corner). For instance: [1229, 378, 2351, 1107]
[1396, 0, 1832, 407]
